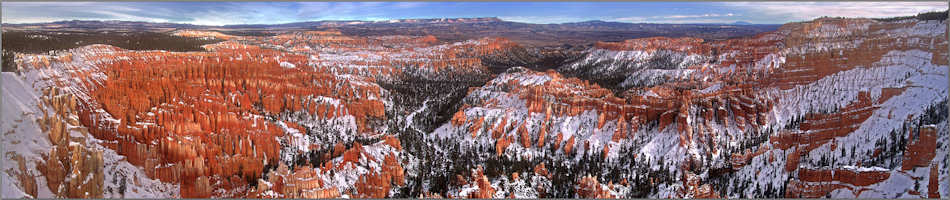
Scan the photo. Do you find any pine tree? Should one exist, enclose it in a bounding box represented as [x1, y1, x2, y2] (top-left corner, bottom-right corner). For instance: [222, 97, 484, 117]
[840, 147, 846, 158]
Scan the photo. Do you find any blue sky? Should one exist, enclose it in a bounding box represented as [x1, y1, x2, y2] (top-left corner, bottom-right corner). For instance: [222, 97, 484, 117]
[2, 2, 947, 25]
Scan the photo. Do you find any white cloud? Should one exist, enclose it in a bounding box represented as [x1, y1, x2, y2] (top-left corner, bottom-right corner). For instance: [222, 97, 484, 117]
[0, 16, 64, 24]
[614, 2, 947, 24]
[499, 16, 595, 24]
[662, 13, 736, 19]
[2, 2, 945, 26]
[88, 10, 170, 23]
[613, 13, 741, 23]
[294, 2, 413, 20]
[614, 16, 646, 22]
[394, 2, 426, 9]
[723, 2, 947, 22]
[186, 10, 248, 26]
[1, 2, 296, 26]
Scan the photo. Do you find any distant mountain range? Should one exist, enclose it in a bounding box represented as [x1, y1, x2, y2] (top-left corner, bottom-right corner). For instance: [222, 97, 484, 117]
[2, 17, 782, 47]
[1, 17, 774, 29]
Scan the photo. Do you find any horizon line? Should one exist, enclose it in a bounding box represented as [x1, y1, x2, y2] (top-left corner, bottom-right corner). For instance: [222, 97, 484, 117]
[4, 8, 945, 27]
[0, 16, 816, 26]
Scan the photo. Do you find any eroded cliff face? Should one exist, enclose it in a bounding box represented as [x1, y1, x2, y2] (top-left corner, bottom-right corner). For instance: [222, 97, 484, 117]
[4, 29, 519, 198]
[2, 16, 947, 198]
[432, 17, 948, 198]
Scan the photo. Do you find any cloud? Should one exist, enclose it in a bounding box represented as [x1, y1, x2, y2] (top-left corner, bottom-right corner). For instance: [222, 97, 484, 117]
[393, 2, 426, 9]
[2, 2, 946, 25]
[613, 16, 646, 22]
[615, 2, 947, 24]
[2, 2, 160, 23]
[294, 2, 423, 21]
[723, 2, 947, 22]
[613, 13, 741, 23]
[88, 10, 170, 23]
[2, 2, 298, 25]
[662, 13, 736, 19]
[499, 16, 595, 24]
[1, 2, 451, 25]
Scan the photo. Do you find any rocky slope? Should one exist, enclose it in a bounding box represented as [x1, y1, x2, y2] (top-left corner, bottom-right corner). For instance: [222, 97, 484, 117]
[430, 17, 949, 198]
[2, 15, 947, 198]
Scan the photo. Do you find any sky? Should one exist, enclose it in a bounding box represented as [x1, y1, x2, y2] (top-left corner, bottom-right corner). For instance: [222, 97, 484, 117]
[2, 2, 947, 25]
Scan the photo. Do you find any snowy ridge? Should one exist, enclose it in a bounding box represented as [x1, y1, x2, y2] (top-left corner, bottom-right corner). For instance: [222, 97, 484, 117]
[424, 18, 948, 198]
[563, 48, 710, 86]
[2, 68, 179, 198]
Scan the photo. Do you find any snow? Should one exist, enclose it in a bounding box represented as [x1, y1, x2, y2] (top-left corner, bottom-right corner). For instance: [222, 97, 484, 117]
[565, 48, 709, 87]
[489, 68, 552, 86]
[841, 165, 889, 172]
[276, 121, 310, 153]
[698, 83, 722, 94]
[875, 19, 947, 38]
[404, 100, 431, 133]
[1, 72, 51, 198]
[718, 20, 949, 198]
[279, 61, 296, 69]
[755, 53, 786, 69]
[767, 49, 948, 168]
[2, 49, 179, 198]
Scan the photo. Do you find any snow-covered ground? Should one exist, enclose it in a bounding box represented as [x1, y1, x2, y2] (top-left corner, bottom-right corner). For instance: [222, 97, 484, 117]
[2, 70, 178, 198]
